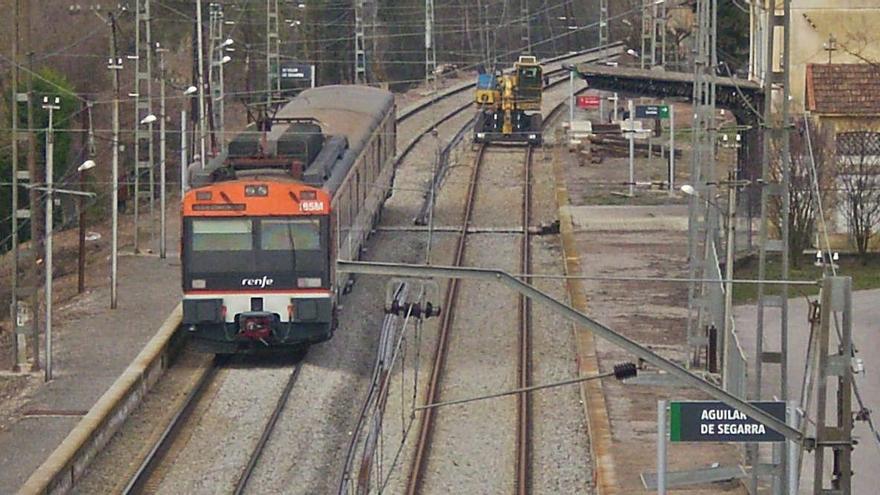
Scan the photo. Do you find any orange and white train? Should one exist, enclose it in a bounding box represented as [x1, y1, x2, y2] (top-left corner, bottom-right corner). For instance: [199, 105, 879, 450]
[181, 86, 396, 353]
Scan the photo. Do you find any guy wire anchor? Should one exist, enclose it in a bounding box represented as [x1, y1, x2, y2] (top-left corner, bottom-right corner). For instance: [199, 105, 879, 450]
[384, 278, 441, 319]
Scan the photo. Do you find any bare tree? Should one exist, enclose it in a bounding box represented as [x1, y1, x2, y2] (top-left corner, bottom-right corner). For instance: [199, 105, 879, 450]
[837, 131, 880, 262]
[770, 118, 834, 268]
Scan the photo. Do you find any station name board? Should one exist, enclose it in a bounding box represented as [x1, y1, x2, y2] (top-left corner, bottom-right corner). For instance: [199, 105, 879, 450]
[669, 401, 786, 442]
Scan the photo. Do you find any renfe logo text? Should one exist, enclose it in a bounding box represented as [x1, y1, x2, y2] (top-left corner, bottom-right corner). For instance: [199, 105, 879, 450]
[241, 276, 275, 288]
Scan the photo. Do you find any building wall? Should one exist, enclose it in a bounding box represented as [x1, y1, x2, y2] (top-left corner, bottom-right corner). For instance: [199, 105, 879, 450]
[750, 1, 880, 112]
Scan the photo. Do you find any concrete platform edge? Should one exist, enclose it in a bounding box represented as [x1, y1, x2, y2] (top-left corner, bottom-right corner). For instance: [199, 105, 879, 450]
[18, 304, 183, 495]
[552, 145, 618, 494]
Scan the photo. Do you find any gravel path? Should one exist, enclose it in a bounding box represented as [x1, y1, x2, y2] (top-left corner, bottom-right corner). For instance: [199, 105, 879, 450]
[71, 347, 213, 495]
[152, 359, 296, 494]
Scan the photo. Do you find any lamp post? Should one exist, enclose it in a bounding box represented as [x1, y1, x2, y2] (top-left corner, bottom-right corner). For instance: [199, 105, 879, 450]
[181, 85, 196, 195]
[42, 95, 60, 382]
[77, 159, 96, 294]
[681, 176, 749, 389]
[108, 55, 122, 310]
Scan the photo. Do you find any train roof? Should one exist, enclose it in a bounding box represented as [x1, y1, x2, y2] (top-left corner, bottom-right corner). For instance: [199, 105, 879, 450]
[271, 85, 395, 153]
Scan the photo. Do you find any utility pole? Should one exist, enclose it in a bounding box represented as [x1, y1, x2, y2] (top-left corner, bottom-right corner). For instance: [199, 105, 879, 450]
[157, 45, 168, 259]
[196, 0, 208, 167]
[812, 276, 855, 494]
[425, 0, 436, 83]
[520, 0, 531, 53]
[685, 0, 719, 369]
[133, 0, 154, 254]
[10, 0, 28, 372]
[180, 109, 187, 196]
[354, 0, 367, 84]
[641, 0, 652, 69]
[41, 95, 60, 382]
[108, 14, 122, 310]
[209, 3, 224, 152]
[78, 102, 96, 294]
[25, 1, 41, 372]
[598, 0, 609, 117]
[751, 1, 792, 493]
[266, 0, 281, 107]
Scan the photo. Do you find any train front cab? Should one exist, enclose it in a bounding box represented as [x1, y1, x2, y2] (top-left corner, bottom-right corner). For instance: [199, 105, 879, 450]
[181, 183, 336, 354]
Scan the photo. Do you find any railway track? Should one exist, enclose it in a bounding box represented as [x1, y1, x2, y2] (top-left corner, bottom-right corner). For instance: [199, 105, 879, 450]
[403, 83, 585, 492]
[394, 43, 624, 172]
[122, 357, 303, 494]
[516, 146, 533, 495]
[403, 142, 535, 494]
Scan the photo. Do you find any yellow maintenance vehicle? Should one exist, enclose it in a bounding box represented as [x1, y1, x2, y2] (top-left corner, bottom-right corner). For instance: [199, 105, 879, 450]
[473, 56, 543, 145]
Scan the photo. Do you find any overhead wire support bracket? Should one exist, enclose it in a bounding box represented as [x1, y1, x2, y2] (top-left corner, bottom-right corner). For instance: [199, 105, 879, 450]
[337, 259, 808, 446]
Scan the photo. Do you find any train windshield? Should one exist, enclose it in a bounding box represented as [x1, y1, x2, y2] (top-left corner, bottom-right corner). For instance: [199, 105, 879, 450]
[260, 219, 321, 251]
[184, 216, 329, 290]
[191, 218, 253, 251]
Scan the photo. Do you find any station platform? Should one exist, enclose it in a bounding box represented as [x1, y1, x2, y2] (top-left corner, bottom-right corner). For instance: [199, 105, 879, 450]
[0, 214, 181, 493]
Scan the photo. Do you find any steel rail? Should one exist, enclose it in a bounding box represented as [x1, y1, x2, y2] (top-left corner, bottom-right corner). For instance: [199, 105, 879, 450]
[336, 260, 806, 446]
[405, 143, 487, 495]
[122, 355, 227, 495]
[516, 146, 533, 495]
[234, 363, 304, 495]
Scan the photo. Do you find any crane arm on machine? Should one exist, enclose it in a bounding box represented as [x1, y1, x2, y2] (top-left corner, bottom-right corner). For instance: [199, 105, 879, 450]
[473, 56, 542, 145]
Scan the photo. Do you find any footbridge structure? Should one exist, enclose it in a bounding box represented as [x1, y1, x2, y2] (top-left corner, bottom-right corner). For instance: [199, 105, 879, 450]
[571, 63, 764, 178]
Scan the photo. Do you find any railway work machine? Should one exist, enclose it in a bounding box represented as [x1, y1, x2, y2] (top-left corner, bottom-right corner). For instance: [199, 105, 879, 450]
[181, 85, 396, 354]
[473, 55, 543, 145]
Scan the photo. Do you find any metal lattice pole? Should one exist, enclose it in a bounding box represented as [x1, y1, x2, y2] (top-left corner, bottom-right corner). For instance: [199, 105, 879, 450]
[209, 3, 227, 152]
[813, 277, 854, 494]
[520, 0, 531, 53]
[354, 0, 367, 84]
[425, 0, 436, 83]
[686, 0, 719, 366]
[750, 1, 791, 493]
[266, 0, 281, 106]
[133, 0, 154, 254]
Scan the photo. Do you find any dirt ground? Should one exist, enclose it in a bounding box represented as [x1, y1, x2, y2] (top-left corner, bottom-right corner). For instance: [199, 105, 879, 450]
[557, 102, 749, 494]
[0, 195, 174, 431]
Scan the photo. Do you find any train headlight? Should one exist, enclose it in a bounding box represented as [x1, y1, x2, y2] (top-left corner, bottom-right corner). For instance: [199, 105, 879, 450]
[529, 134, 537, 140]
[297, 277, 322, 288]
[245, 184, 269, 197]
[477, 133, 486, 139]
[192, 279, 206, 289]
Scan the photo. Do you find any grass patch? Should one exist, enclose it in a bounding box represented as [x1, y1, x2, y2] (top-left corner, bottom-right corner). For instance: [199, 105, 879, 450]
[733, 253, 880, 304]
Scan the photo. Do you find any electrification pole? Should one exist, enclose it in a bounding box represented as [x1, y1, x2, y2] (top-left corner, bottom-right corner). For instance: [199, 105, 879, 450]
[108, 14, 122, 310]
[133, 0, 154, 254]
[354, 0, 367, 84]
[598, 0, 609, 117]
[25, 1, 41, 371]
[520, 0, 531, 53]
[266, 0, 281, 107]
[751, 1, 792, 493]
[686, 0, 719, 367]
[41, 95, 60, 382]
[10, 0, 27, 371]
[425, 0, 436, 83]
[157, 45, 167, 259]
[196, 0, 208, 167]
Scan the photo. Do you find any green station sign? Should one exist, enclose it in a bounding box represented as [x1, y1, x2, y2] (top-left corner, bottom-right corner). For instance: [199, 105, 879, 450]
[669, 401, 786, 443]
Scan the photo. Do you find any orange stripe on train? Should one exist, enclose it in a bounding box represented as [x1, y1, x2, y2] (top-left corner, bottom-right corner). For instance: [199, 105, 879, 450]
[182, 180, 332, 217]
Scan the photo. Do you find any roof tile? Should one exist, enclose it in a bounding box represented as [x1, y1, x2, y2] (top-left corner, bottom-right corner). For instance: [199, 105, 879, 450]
[806, 64, 880, 115]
